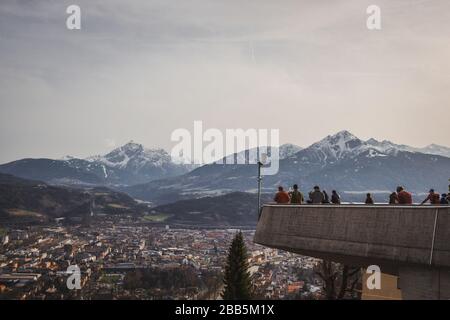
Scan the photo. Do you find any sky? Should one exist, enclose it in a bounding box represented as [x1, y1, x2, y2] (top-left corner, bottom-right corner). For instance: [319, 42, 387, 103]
[1, 0, 449, 163]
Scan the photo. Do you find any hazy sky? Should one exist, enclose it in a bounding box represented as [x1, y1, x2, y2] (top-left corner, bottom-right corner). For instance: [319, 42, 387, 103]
[1, 0, 449, 163]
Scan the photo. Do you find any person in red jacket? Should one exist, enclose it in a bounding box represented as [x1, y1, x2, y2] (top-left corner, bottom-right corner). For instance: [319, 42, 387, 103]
[274, 186, 290, 204]
[396, 186, 413, 204]
[421, 189, 440, 205]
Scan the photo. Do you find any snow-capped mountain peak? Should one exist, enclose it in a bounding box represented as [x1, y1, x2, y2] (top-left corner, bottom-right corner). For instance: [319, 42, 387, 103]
[92, 142, 171, 169]
[366, 138, 379, 145]
[108, 141, 144, 158]
[305, 132, 450, 162]
[365, 138, 404, 154]
[364, 138, 450, 158]
[121, 140, 144, 152]
[335, 130, 358, 139]
[309, 130, 365, 162]
[76, 141, 194, 185]
[320, 130, 361, 146]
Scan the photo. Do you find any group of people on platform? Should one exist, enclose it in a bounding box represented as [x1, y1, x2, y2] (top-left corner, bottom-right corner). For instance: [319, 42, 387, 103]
[273, 184, 450, 205]
[273, 185, 342, 205]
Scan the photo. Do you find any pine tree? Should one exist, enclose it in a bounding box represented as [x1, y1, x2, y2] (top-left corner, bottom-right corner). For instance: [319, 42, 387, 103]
[222, 231, 253, 300]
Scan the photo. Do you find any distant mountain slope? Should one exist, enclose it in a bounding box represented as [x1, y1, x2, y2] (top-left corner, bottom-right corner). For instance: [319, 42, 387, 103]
[0, 141, 193, 186]
[366, 138, 450, 158]
[149, 192, 272, 227]
[221, 143, 303, 164]
[0, 173, 44, 186]
[416, 144, 450, 158]
[0, 158, 104, 185]
[0, 173, 145, 224]
[124, 131, 450, 205]
[304, 149, 448, 192]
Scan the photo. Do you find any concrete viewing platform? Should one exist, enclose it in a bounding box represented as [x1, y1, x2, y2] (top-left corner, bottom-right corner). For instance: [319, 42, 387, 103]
[254, 204, 450, 299]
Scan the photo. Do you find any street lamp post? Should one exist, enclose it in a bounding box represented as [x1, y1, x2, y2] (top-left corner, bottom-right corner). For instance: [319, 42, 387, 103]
[257, 160, 263, 219]
[257, 148, 268, 220]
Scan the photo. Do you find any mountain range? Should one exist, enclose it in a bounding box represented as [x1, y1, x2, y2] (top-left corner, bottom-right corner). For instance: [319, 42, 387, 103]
[0, 141, 302, 187]
[124, 131, 450, 205]
[366, 139, 450, 158]
[1, 131, 449, 207]
[1, 131, 449, 225]
[0, 141, 192, 186]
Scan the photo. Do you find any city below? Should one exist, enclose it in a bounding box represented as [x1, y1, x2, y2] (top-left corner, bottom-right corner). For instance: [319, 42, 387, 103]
[0, 216, 324, 300]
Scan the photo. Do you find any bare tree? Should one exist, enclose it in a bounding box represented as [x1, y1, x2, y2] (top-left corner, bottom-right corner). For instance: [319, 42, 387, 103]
[315, 260, 361, 300]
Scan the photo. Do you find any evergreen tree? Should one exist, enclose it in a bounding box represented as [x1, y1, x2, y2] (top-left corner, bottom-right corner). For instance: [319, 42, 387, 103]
[222, 231, 253, 300]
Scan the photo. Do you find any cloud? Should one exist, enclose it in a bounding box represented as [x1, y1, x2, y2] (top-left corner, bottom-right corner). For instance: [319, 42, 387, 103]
[1, 0, 450, 162]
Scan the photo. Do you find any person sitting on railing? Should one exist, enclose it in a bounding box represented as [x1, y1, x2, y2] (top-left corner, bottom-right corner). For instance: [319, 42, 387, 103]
[397, 186, 413, 204]
[289, 184, 304, 204]
[308, 186, 324, 204]
[365, 193, 374, 204]
[331, 190, 341, 204]
[420, 189, 441, 205]
[274, 186, 290, 204]
[440, 194, 449, 205]
[389, 192, 398, 204]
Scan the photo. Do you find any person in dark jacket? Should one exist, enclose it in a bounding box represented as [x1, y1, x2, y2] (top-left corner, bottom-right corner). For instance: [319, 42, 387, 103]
[331, 190, 341, 204]
[365, 193, 374, 204]
[440, 194, 449, 205]
[389, 192, 398, 204]
[309, 186, 324, 204]
[289, 184, 304, 204]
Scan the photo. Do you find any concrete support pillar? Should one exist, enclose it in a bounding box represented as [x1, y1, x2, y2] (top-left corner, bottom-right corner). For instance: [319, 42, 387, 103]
[398, 265, 450, 300]
[362, 272, 402, 300]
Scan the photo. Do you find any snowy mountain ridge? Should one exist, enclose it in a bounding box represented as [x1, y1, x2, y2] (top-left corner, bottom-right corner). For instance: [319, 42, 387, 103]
[124, 130, 450, 205]
[305, 130, 450, 164]
[86, 141, 172, 169]
[366, 138, 450, 158]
